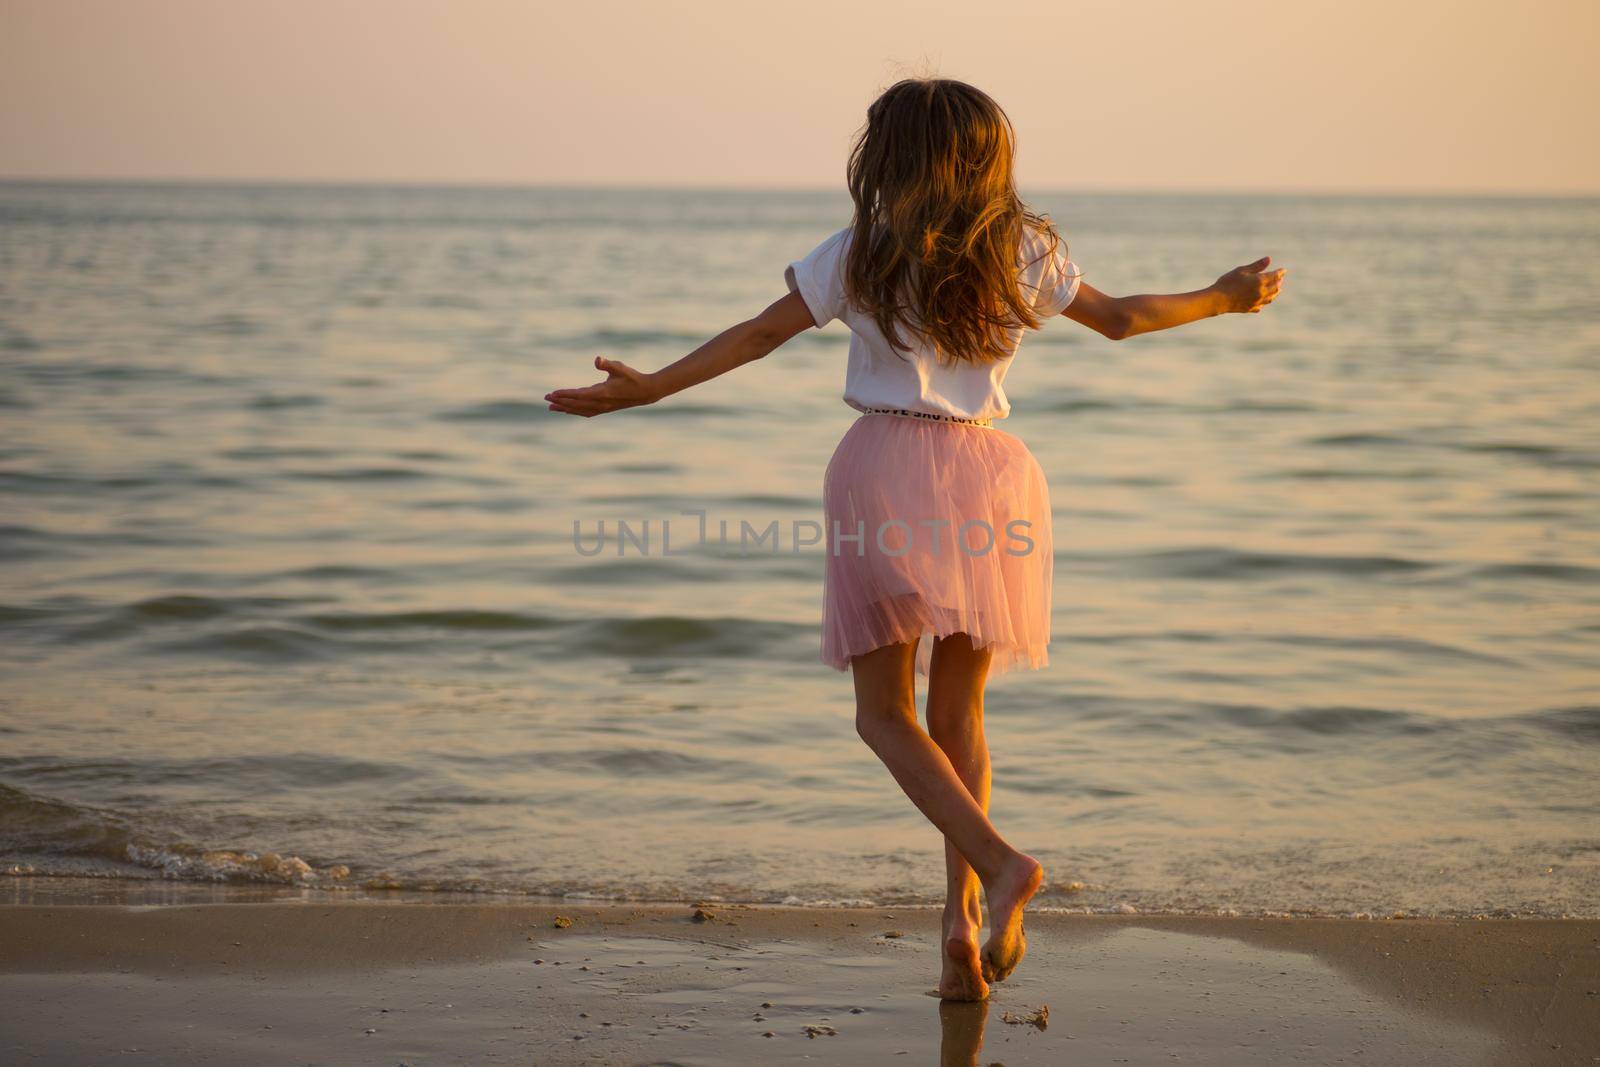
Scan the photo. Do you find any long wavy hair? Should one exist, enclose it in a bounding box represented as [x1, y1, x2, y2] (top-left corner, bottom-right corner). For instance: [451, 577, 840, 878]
[843, 78, 1068, 365]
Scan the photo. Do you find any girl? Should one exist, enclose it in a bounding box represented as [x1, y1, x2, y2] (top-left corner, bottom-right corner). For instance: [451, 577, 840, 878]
[545, 78, 1285, 1001]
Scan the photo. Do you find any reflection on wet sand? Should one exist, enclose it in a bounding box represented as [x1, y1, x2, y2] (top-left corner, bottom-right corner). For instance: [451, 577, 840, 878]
[3, 900, 1574, 1065]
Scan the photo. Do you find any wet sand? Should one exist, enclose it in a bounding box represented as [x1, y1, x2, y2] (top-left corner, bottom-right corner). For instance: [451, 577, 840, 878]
[0, 898, 1595, 1065]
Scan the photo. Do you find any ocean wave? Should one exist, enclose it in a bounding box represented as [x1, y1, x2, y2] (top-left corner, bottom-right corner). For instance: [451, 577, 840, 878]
[1189, 700, 1600, 745]
[1038, 397, 1132, 413]
[11, 592, 806, 664]
[299, 608, 559, 632]
[128, 594, 271, 621]
[183, 312, 263, 336]
[245, 392, 324, 409]
[1060, 627, 1520, 666]
[1298, 431, 1599, 469]
[283, 466, 433, 481]
[1256, 466, 1445, 481]
[48, 595, 330, 644]
[250, 564, 410, 584]
[1, 328, 43, 351]
[1305, 431, 1415, 447]
[1111, 546, 1435, 580]
[435, 399, 555, 422]
[0, 782, 349, 887]
[573, 614, 812, 659]
[1525, 704, 1600, 742]
[4, 767, 1592, 917]
[542, 558, 715, 585]
[220, 445, 339, 460]
[0, 527, 213, 565]
[146, 624, 361, 662]
[1458, 441, 1584, 462]
[0, 470, 250, 494]
[1183, 700, 1437, 737]
[1209, 399, 1323, 414]
[1, 862, 1585, 920]
[1462, 561, 1600, 583]
[11, 359, 236, 386]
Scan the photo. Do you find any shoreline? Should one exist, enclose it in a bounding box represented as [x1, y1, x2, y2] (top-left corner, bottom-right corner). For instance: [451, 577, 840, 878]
[1, 897, 1594, 1065]
[3, 873, 1585, 920]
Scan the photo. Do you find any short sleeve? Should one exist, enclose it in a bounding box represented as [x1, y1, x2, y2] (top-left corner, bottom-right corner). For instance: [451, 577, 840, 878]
[784, 227, 850, 328]
[1020, 228, 1082, 319]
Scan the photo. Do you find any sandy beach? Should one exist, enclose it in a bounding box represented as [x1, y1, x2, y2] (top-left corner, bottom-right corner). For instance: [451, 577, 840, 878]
[5, 8, 1599, 1063]
[1, 894, 1594, 1066]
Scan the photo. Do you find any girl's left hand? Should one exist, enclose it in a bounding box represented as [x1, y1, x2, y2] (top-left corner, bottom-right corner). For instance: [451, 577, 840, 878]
[545, 356, 660, 417]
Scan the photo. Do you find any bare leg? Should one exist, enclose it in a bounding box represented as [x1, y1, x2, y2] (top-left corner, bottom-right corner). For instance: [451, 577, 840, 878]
[850, 639, 1044, 990]
[926, 633, 992, 999]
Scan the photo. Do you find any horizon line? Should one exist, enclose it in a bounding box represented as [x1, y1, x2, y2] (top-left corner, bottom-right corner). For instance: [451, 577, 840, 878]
[2, 175, 1598, 200]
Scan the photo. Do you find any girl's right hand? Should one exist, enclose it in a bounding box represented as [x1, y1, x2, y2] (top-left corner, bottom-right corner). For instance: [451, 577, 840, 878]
[544, 356, 660, 417]
[1215, 257, 1287, 314]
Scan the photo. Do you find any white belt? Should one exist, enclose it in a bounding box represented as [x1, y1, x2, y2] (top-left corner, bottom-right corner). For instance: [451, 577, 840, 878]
[859, 405, 994, 429]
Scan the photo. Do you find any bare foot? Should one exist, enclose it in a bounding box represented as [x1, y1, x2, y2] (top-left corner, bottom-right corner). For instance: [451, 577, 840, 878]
[980, 852, 1044, 983]
[937, 906, 989, 1001]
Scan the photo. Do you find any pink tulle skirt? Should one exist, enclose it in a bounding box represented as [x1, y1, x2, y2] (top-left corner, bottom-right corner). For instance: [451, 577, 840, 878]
[820, 412, 1053, 677]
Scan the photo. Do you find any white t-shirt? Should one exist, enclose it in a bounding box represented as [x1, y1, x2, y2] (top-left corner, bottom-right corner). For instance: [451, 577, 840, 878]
[784, 222, 1081, 421]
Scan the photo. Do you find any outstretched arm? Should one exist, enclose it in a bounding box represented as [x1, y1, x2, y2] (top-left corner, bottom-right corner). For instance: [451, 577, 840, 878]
[1064, 256, 1287, 340]
[545, 290, 817, 418]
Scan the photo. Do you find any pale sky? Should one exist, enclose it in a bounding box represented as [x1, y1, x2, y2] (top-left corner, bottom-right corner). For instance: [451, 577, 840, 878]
[2, 0, 1597, 194]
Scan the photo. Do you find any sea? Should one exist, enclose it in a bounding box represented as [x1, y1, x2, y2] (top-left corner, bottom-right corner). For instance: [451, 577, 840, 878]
[1, 181, 1596, 918]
